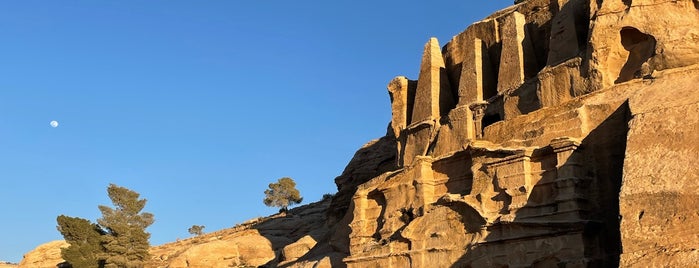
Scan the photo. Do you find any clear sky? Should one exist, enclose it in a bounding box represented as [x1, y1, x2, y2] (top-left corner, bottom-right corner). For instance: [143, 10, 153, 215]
[0, 1, 511, 263]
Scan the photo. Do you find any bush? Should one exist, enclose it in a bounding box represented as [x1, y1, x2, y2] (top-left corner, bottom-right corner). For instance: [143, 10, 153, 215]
[188, 225, 205, 236]
[322, 193, 334, 201]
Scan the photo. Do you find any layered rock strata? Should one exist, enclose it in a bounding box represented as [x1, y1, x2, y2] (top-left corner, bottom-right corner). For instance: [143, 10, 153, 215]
[340, 0, 699, 267]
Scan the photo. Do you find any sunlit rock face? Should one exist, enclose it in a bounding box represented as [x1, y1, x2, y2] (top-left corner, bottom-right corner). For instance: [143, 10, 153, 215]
[342, 0, 699, 267]
[18, 240, 67, 268]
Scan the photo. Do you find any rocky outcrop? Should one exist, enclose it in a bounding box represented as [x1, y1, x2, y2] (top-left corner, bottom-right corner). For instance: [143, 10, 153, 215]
[329, 131, 398, 223]
[147, 199, 332, 268]
[17, 240, 67, 268]
[167, 231, 276, 268]
[0, 262, 18, 268]
[20, 200, 332, 268]
[282, 235, 318, 263]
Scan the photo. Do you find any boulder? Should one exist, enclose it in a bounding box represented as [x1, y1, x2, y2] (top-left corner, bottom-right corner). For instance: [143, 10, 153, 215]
[17, 240, 67, 268]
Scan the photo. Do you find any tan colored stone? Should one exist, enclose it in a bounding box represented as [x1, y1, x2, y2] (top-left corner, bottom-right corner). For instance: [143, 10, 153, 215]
[443, 19, 499, 105]
[330, 134, 397, 223]
[618, 66, 699, 267]
[401, 122, 435, 166]
[17, 240, 67, 268]
[387, 76, 417, 138]
[464, 37, 496, 103]
[282, 235, 318, 262]
[0, 262, 18, 268]
[168, 232, 275, 268]
[431, 106, 474, 157]
[340, 2, 699, 265]
[588, 0, 699, 89]
[412, 37, 454, 123]
[497, 11, 538, 93]
[144, 199, 332, 268]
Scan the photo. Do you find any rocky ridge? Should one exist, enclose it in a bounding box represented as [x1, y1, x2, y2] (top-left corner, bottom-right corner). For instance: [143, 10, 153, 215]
[0, 262, 18, 268]
[19, 0, 699, 267]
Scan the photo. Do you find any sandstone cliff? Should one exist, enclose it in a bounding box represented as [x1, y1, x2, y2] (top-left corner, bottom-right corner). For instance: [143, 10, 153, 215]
[19, 0, 699, 267]
[338, 0, 699, 266]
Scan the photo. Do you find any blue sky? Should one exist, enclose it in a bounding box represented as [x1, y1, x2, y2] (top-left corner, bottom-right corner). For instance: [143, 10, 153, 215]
[0, 1, 511, 262]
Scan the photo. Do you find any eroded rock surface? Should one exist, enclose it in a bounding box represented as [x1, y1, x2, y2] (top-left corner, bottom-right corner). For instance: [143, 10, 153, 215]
[148, 199, 332, 268]
[341, 0, 699, 267]
[0, 262, 18, 268]
[17, 240, 67, 268]
[166, 230, 276, 268]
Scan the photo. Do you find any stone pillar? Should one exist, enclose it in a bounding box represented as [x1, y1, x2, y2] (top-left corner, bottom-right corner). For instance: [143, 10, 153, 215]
[460, 37, 496, 104]
[387, 76, 417, 138]
[349, 190, 369, 255]
[497, 11, 538, 93]
[412, 37, 454, 123]
[413, 156, 436, 209]
[550, 137, 586, 220]
[547, 0, 585, 65]
[443, 18, 499, 107]
[469, 101, 489, 139]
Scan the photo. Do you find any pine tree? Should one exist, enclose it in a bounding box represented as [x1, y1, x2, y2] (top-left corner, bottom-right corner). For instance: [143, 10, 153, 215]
[98, 184, 155, 268]
[57, 184, 154, 268]
[263, 177, 303, 212]
[56, 215, 106, 268]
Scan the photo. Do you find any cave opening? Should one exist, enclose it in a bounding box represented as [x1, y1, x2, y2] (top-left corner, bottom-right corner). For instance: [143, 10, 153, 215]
[614, 27, 656, 84]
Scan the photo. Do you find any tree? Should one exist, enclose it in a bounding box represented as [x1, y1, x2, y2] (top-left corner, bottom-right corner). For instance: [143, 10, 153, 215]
[98, 184, 155, 268]
[263, 177, 303, 212]
[188, 225, 205, 236]
[56, 184, 154, 268]
[56, 215, 106, 268]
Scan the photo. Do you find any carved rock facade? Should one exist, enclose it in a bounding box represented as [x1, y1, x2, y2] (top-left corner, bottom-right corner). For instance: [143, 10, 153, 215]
[342, 0, 699, 267]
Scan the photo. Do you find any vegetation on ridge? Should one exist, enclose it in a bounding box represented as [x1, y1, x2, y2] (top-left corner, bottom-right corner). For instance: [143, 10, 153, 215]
[57, 184, 154, 268]
[263, 177, 303, 212]
[188, 225, 205, 236]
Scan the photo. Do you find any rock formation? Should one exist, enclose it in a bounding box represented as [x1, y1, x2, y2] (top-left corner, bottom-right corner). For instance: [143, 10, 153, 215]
[147, 200, 333, 268]
[17, 240, 67, 268]
[19, 0, 699, 267]
[0, 262, 18, 268]
[339, 0, 699, 267]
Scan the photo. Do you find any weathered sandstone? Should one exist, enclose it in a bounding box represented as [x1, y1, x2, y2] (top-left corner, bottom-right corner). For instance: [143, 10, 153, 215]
[341, 0, 699, 267]
[167, 231, 276, 268]
[148, 200, 332, 268]
[0, 262, 18, 268]
[17, 240, 67, 268]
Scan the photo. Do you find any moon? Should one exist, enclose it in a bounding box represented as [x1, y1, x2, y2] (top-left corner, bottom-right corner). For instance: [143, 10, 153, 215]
[50, 120, 59, 128]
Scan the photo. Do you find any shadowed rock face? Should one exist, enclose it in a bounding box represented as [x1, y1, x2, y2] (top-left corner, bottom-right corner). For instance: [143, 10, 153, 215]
[19, 1, 699, 267]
